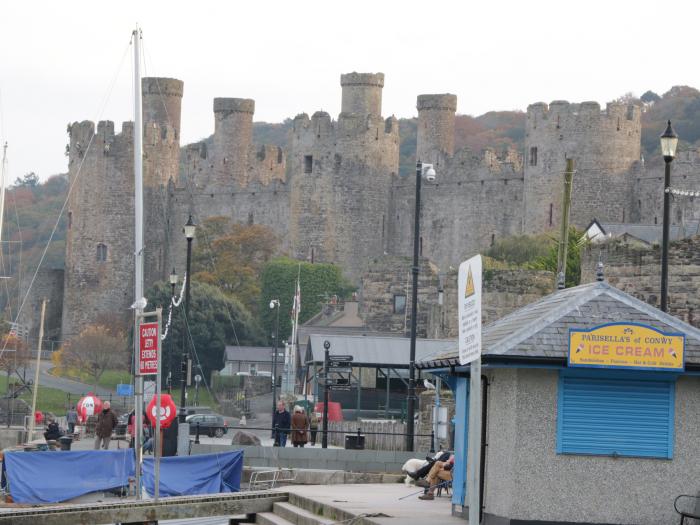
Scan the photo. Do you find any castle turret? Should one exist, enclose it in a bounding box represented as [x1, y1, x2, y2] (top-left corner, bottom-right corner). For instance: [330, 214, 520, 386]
[340, 72, 384, 117]
[142, 78, 184, 136]
[416, 94, 457, 166]
[212, 98, 254, 185]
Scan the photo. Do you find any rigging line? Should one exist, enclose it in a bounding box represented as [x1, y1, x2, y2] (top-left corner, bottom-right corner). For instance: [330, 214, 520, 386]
[181, 307, 214, 399]
[10, 182, 23, 341]
[0, 39, 132, 361]
[0, 154, 12, 321]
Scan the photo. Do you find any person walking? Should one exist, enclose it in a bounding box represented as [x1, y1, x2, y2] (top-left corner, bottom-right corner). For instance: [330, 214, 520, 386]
[309, 411, 319, 446]
[66, 406, 78, 434]
[291, 406, 309, 448]
[94, 401, 118, 450]
[272, 401, 291, 447]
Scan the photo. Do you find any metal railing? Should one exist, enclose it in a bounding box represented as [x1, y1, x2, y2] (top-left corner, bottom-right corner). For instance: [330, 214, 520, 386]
[220, 425, 437, 452]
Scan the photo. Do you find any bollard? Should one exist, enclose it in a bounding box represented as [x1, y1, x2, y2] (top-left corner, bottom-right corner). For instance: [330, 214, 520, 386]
[195, 422, 200, 444]
[430, 430, 435, 453]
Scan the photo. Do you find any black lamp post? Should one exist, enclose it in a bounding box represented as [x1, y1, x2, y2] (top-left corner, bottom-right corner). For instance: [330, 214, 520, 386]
[179, 215, 196, 423]
[406, 160, 436, 452]
[168, 268, 178, 394]
[269, 299, 280, 420]
[660, 120, 678, 313]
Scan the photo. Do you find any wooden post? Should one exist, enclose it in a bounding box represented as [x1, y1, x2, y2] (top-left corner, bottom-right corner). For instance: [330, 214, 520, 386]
[27, 298, 47, 442]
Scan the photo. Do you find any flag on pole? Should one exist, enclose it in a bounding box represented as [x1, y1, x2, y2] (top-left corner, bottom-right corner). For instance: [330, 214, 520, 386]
[291, 280, 301, 323]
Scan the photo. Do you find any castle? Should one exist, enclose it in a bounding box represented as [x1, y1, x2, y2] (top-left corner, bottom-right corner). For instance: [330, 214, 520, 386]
[42, 72, 700, 342]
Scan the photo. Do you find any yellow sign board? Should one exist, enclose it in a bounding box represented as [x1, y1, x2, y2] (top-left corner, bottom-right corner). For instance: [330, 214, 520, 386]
[569, 323, 684, 371]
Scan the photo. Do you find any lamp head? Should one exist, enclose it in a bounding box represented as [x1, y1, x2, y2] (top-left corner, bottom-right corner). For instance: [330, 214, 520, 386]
[169, 268, 178, 285]
[269, 299, 279, 309]
[183, 215, 196, 239]
[422, 163, 436, 182]
[660, 120, 678, 161]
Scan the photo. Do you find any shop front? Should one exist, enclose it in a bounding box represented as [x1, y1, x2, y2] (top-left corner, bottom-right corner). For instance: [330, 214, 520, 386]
[419, 280, 700, 524]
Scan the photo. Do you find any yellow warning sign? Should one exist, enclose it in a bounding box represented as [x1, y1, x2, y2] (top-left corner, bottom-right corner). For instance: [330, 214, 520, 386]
[465, 267, 475, 298]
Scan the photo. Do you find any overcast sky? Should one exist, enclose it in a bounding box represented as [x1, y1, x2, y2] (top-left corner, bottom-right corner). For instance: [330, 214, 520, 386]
[1, 0, 698, 180]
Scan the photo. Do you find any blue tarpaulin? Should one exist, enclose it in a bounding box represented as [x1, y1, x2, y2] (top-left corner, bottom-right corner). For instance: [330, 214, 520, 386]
[142, 451, 243, 497]
[4, 450, 135, 503]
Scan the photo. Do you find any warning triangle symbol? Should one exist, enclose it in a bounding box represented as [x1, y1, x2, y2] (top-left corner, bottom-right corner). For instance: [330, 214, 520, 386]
[465, 266, 475, 298]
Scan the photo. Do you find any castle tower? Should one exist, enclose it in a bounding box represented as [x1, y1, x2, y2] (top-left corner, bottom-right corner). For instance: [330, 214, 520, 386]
[62, 120, 135, 340]
[289, 72, 399, 282]
[416, 94, 457, 167]
[141, 77, 184, 285]
[523, 100, 641, 233]
[142, 77, 184, 137]
[211, 98, 255, 186]
[340, 72, 384, 117]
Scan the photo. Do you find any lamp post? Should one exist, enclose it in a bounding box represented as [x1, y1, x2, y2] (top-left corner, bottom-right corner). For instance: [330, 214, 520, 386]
[406, 160, 436, 452]
[660, 120, 678, 313]
[168, 268, 178, 394]
[269, 299, 280, 419]
[179, 215, 196, 423]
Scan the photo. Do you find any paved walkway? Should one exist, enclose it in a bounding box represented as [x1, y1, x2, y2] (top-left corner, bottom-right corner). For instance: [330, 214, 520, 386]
[282, 483, 465, 525]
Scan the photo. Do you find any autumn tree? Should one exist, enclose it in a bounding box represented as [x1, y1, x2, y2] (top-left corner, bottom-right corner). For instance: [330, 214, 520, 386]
[0, 333, 30, 393]
[192, 217, 278, 313]
[59, 321, 128, 389]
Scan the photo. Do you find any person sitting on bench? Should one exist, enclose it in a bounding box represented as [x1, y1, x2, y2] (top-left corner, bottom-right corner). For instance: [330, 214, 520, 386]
[418, 454, 454, 500]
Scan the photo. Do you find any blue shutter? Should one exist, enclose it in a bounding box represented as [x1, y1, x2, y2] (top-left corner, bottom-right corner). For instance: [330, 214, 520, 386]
[557, 374, 675, 459]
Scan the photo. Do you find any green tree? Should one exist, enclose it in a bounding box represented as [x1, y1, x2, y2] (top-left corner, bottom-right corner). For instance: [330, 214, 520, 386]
[259, 257, 355, 343]
[146, 280, 264, 385]
[527, 228, 587, 288]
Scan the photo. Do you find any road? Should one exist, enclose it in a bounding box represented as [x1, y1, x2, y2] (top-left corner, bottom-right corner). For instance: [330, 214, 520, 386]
[24, 362, 117, 397]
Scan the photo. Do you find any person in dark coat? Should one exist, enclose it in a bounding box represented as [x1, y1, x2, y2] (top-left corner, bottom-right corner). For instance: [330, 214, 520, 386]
[66, 406, 78, 434]
[272, 401, 291, 447]
[94, 401, 118, 450]
[291, 406, 309, 448]
[43, 418, 62, 442]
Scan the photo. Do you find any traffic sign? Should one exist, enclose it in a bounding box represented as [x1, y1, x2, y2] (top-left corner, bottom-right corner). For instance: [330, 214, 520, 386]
[328, 385, 352, 391]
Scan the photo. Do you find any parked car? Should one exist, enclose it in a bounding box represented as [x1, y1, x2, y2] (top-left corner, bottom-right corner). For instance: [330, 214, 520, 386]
[186, 413, 227, 438]
[182, 406, 213, 417]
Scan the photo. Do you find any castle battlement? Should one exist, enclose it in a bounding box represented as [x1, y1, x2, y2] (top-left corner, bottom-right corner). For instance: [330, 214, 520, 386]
[526, 100, 641, 131]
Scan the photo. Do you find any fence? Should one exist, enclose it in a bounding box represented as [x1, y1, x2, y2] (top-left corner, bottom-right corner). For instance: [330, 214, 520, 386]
[228, 423, 434, 452]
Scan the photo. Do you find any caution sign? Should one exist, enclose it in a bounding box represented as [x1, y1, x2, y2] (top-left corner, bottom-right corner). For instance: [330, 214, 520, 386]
[458, 255, 482, 365]
[139, 322, 159, 376]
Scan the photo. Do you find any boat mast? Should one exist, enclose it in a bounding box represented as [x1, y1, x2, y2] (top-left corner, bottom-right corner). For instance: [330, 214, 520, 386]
[132, 26, 145, 499]
[0, 142, 7, 247]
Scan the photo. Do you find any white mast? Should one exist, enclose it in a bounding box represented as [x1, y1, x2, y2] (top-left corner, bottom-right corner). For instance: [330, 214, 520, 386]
[132, 26, 145, 499]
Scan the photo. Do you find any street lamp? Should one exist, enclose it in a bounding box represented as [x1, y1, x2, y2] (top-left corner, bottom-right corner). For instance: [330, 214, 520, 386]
[179, 215, 196, 423]
[269, 299, 280, 420]
[660, 120, 678, 312]
[406, 160, 436, 452]
[168, 268, 178, 393]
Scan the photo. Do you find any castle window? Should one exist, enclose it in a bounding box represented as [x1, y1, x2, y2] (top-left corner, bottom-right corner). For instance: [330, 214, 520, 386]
[68, 211, 72, 229]
[638, 200, 641, 212]
[248, 212, 254, 225]
[96, 243, 107, 263]
[654, 217, 658, 225]
[491, 233, 495, 247]
[393, 294, 407, 315]
[529, 147, 538, 166]
[549, 203, 553, 227]
[304, 155, 313, 174]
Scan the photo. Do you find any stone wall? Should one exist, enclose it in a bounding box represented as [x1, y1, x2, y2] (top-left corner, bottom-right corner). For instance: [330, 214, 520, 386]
[417, 389, 455, 452]
[581, 237, 700, 327]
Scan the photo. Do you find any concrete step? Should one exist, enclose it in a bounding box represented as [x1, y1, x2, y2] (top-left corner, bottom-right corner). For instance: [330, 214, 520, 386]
[256, 512, 295, 525]
[272, 501, 336, 525]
